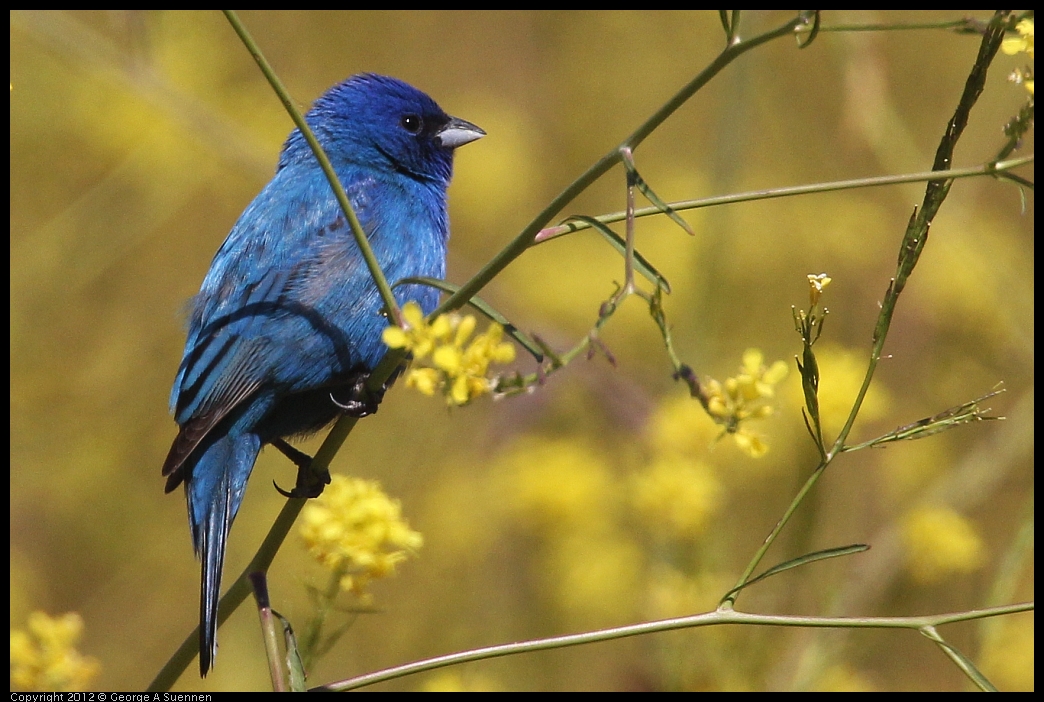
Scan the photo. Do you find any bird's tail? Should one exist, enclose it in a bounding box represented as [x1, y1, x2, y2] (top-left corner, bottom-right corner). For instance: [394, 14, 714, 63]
[185, 431, 261, 676]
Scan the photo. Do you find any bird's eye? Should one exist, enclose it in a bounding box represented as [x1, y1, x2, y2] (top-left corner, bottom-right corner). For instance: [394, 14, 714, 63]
[400, 114, 423, 134]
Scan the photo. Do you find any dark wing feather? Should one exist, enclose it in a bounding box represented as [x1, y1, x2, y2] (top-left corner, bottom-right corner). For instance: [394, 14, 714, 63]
[161, 375, 263, 492]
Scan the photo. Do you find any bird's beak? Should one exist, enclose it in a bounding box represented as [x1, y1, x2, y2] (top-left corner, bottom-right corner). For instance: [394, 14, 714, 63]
[435, 117, 486, 149]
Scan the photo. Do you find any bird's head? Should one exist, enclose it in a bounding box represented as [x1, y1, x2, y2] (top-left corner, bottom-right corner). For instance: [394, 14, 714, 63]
[281, 73, 484, 185]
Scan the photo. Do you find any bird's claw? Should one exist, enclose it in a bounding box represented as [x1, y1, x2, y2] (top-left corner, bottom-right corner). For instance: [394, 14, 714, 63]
[330, 374, 387, 417]
[271, 438, 331, 498]
[273, 464, 331, 499]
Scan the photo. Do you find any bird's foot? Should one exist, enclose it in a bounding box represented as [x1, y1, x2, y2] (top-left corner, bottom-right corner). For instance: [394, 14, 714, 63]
[329, 374, 387, 418]
[271, 438, 331, 498]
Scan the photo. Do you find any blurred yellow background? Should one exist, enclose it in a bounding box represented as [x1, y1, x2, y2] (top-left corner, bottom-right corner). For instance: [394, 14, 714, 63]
[10, 10, 1033, 691]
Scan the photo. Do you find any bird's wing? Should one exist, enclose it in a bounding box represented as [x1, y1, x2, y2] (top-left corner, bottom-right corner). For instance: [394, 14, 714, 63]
[164, 172, 379, 489]
[162, 266, 297, 490]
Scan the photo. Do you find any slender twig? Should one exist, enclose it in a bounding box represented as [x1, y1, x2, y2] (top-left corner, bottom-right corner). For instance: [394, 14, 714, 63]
[723, 10, 1013, 607]
[804, 18, 983, 34]
[430, 14, 809, 321]
[147, 492, 318, 690]
[828, 10, 1010, 458]
[535, 156, 1033, 242]
[221, 10, 402, 326]
[317, 602, 1033, 691]
[622, 147, 637, 294]
[250, 572, 288, 692]
[919, 625, 998, 692]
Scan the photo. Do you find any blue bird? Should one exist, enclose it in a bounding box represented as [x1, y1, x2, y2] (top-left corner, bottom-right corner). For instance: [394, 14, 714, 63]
[161, 73, 484, 676]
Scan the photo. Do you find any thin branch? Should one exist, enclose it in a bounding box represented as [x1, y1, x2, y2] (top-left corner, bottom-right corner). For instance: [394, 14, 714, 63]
[535, 156, 1033, 242]
[221, 10, 402, 326]
[318, 602, 1033, 691]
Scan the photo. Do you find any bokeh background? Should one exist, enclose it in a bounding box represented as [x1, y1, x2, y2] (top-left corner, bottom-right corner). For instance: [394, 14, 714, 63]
[10, 10, 1033, 692]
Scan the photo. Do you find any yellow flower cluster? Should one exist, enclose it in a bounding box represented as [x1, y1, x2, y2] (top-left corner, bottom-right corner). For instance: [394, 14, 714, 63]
[491, 439, 643, 624]
[498, 438, 614, 532]
[10, 612, 100, 692]
[703, 349, 789, 457]
[630, 454, 723, 539]
[1003, 18, 1035, 57]
[901, 505, 985, 584]
[299, 474, 423, 597]
[1002, 18, 1034, 95]
[383, 301, 516, 406]
[979, 615, 1035, 692]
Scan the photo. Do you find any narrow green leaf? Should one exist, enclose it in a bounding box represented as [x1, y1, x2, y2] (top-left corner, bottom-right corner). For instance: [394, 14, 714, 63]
[800, 343, 821, 431]
[563, 215, 672, 293]
[273, 610, 308, 692]
[619, 150, 695, 236]
[843, 385, 1005, 451]
[718, 10, 733, 38]
[722, 544, 870, 601]
[394, 277, 544, 362]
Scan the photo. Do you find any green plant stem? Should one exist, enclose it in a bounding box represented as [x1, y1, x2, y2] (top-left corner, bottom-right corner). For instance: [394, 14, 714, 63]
[919, 625, 998, 692]
[221, 10, 401, 326]
[807, 18, 981, 33]
[250, 572, 288, 692]
[724, 10, 1012, 606]
[622, 147, 637, 295]
[535, 156, 1033, 242]
[830, 10, 1009, 457]
[433, 14, 808, 320]
[147, 493, 313, 690]
[355, 14, 811, 430]
[317, 602, 1032, 691]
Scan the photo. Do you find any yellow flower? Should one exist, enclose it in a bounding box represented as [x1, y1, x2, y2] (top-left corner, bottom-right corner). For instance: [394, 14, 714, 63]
[382, 301, 444, 360]
[433, 344, 462, 373]
[300, 474, 422, 596]
[405, 367, 441, 396]
[807, 272, 832, 307]
[630, 455, 723, 538]
[10, 612, 100, 691]
[731, 427, 769, 458]
[383, 301, 516, 406]
[1002, 18, 1035, 96]
[979, 615, 1035, 692]
[901, 505, 985, 584]
[700, 349, 788, 456]
[494, 438, 615, 533]
[738, 348, 789, 400]
[1002, 18, 1034, 57]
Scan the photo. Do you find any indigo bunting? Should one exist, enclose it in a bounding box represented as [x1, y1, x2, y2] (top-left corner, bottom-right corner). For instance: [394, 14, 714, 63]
[161, 73, 484, 676]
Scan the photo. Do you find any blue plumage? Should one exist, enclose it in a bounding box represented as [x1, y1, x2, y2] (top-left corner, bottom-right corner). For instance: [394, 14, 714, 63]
[161, 73, 483, 676]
